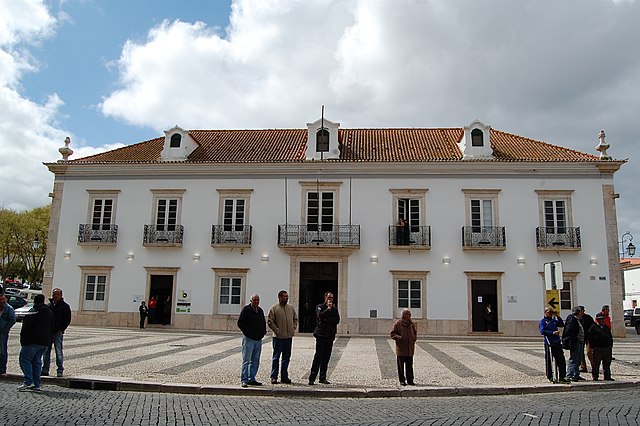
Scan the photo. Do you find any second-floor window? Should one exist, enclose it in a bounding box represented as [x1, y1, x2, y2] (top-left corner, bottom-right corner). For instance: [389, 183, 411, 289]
[398, 198, 420, 231]
[544, 200, 567, 234]
[307, 191, 334, 231]
[156, 198, 178, 231]
[91, 199, 113, 230]
[470, 199, 493, 232]
[223, 199, 245, 231]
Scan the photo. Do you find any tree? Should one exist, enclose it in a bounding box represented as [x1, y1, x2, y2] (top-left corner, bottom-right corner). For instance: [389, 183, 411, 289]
[0, 205, 50, 288]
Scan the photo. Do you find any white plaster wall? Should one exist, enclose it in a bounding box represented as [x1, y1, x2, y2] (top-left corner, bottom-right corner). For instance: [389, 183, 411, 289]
[51, 170, 613, 324]
[623, 266, 640, 309]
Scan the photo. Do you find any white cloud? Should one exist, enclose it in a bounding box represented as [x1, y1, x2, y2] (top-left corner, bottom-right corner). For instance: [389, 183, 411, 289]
[100, 0, 640, 237]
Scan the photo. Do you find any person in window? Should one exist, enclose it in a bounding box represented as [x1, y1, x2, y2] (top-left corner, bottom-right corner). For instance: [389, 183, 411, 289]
[483, 303, 495, 332]
[390, 308, 417, 386]
[396, 218, 406, 245]
[308, 292, 340, 385]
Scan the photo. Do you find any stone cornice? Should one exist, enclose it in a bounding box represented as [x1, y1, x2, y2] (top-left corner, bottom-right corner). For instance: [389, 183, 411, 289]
[45, 160, 624, 179]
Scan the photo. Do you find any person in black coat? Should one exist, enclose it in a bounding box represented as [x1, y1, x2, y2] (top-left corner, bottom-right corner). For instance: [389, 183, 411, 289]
[19, 294, 54, 391]
[42, 288, 72, 377]
[562, 306, 585, 381]
[237, 294, 266, 387]
[588, 312, 614, 381]
[139, 301, 148, 329]
[578, 306, 595, 373]
[308, 292, 340, 385]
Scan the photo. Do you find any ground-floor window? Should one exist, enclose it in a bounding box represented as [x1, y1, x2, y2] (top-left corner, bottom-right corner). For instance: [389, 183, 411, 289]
[391, 270, 428, 319]
[80, 266, 112, 311]
[212, 267, 248, 315]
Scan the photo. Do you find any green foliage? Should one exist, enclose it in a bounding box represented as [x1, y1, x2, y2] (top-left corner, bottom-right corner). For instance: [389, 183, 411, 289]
[0, 205, 50, 289]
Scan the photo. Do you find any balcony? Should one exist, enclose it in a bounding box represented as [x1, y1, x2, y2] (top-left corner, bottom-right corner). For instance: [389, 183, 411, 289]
[462, 226, 506, 249]
[211, 225, 252, 247]
[143, 225, 184, 247]
[536, 227, 581, 250]
[278, 224, 360, 248]
[388, 225, 431, 250]
[78, 224, 118, 245]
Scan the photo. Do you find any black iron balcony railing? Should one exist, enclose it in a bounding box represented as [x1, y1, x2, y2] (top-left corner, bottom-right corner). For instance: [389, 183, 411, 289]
[462, 226, 506, 248]
[78, 224, 118, 244]
[536, 227, 581, 249]
[388, 225, 431, 248]
[278, 224, 360, 247]
[143, 225, 184, 245]
[211, 225, 252, 246]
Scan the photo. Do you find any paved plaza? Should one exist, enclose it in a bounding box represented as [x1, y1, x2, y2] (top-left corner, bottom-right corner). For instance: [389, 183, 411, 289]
[1, 324, 639, 396]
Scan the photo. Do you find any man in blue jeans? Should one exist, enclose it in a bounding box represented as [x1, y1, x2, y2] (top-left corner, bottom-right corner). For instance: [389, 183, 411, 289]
[19, 294, 53, 391]
[237, 294, 266, 388]
[267, 290, 298, 384]
[42, 288, 71, 378]
[562, 306, 586, 382]
[0, 293, 17, 376]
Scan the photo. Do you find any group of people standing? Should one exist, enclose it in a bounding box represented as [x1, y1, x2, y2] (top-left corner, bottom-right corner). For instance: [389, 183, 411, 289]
[237, 291, 341, 387]
[0, 288, 71, 391]
[236, 290, 418, 387]
[540, 304, 614, 384]
[138, 295, 172, 328]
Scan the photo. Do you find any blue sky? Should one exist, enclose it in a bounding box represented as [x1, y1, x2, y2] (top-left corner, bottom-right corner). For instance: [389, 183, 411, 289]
[21, 0, 231, 146]
[1, 0, 640, 246]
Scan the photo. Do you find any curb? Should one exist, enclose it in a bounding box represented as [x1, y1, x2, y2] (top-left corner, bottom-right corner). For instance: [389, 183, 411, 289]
[3, 373, 638, 398]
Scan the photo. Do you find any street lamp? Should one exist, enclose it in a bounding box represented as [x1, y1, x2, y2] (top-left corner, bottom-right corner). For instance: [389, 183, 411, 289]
[32, 233, 40, 250]
[619, 231, 635, 258]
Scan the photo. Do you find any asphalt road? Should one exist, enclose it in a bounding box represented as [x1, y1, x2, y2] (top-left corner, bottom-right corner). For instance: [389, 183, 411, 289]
[0, 381, 638, 425]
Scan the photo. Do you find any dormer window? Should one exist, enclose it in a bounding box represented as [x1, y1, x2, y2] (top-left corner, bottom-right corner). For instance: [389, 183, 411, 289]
[471, 129, 483, 147]
[316, 129, 329, 152]
[170, 134, 182, 148]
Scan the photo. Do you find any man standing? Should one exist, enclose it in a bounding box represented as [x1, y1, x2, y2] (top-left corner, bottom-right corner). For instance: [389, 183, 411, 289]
[267, 290, 297, 384]
[42, 287, 72, 378]
[539, 307, 569, 384]
[308, 292, 340, 385]
[600, 305, 612, 330]
[0, 293, 17, 376]
[237, 294, 266, 388]
[589, 312, 614, 381]
[562, 306, 586, 381]
[578, 306, 595, 373]
[19, 294, 53, 391]
[390, 308, 417, 386]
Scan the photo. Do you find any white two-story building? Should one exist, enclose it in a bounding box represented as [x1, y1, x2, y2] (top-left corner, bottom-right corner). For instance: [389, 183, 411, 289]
[43, 118, 626, 337]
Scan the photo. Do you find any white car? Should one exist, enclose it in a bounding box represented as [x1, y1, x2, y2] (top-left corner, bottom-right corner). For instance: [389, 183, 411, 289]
[15, 303, 34, 322]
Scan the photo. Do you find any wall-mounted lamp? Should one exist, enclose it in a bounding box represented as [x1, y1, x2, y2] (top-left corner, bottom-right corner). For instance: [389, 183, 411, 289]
[64, 251, 71, 258]
[192, 253, 201, 261]
[517, 257, 526, 265]
[261, 255, 270, 262]
[590, 258, 598, 265]
[126, 252, 135, 260]
[369, 256, 378, 263]
[442, 257, 451, 264]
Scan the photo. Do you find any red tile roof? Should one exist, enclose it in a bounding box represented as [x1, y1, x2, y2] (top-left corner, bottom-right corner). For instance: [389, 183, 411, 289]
[67, 127, 602, 164]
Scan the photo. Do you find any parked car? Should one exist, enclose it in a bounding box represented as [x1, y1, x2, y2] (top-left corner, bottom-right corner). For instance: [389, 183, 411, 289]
[3, 287, 21, 296]
[17, 289, 43, 303]
[15, 303, 34, 322]
[625, 307, 640, 334]
[5, 295, 27, 310]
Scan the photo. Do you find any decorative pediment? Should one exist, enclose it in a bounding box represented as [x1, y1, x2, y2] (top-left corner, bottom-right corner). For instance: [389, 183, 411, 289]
[459, 119, 493, 160]
[306, 117, 340, 160]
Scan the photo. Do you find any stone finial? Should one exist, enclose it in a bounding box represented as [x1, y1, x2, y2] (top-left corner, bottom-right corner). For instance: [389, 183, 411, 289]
[596, 130, 611, 160]
[58, 136, 74, 162]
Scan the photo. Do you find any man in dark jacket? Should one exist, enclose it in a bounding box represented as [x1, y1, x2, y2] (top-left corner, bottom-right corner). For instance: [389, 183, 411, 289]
[562, 306, 586, 381]
[578, 306, 595, 373]
[308, 292, 340, 385]
[539, 308, 569, 384]
[42, 287, 72, 377]
[589, 312, 614, 381]
[391, 308, 418, 386]
[19, 294, 54, 391]
[237, 294, 266, 387]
